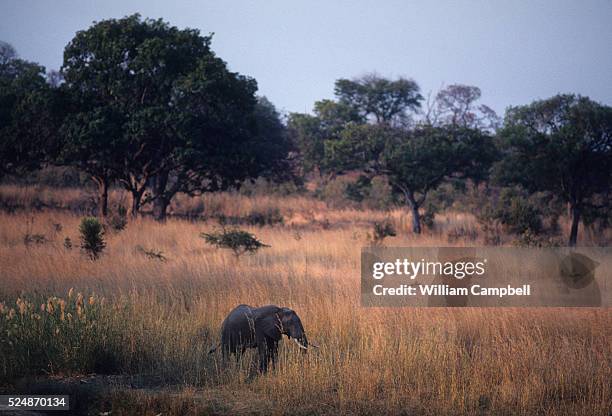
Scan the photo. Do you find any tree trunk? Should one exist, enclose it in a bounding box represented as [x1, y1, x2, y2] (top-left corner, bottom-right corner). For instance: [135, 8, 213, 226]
[129, 189, 144, 219]
[152, 197, 169, 222]
[152, 172, 169, 222]
[404, 190, 421, 234]
[568, 203, 581, 247]
[410, 202, 422, 234]
[93, 176, 109, 217]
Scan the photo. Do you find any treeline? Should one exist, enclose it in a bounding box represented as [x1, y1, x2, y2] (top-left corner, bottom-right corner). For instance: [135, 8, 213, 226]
[0, 15, 292, 222]
[1, 15, 611, 246]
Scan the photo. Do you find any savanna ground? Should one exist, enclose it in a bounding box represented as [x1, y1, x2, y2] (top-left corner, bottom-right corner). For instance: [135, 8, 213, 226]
[0, 185, 610, 415]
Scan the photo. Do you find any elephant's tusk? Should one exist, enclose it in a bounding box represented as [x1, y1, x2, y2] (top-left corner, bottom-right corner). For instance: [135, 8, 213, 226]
[294, 339, 308, 350]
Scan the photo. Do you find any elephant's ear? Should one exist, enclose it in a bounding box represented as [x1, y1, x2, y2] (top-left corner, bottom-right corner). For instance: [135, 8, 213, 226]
[255, 310, 283, 339]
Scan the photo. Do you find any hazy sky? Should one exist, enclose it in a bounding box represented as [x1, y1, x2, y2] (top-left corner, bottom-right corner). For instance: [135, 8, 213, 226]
[1, 0, 611, 116]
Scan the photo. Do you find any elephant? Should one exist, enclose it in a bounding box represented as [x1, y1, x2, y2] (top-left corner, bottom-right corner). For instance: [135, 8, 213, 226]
[211, 304, 313, 373]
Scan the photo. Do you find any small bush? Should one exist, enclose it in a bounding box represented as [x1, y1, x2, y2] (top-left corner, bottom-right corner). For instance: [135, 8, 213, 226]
[476, 188, 545, 237]
[106, 205, 128, 232]
[498, 197, 543, 235]
[344, 175, 371, 203]
[320, 174, 394, 209]
[200, 227, 269, 257]
[369, 220, 396, 245]
[79, 217, 106, 260]
[365, 176, 394, 210]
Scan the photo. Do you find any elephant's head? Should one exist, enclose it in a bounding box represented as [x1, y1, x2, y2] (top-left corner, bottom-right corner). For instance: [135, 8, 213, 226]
[279, 308, 309, 351]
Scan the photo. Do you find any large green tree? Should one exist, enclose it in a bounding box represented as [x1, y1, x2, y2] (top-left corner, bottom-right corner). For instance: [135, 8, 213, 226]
[61, 15, 287, 221]
[0, 42, 62, 178]
[494, 94, 612, 246]
[325, 124, 496, 233]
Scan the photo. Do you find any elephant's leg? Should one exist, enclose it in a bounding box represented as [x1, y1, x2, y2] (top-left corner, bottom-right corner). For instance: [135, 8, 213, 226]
[268, 339, 279, 370]
[257, 341, 271, 373]
[236, 344, 247, 365]
[221, 344, 230, 364]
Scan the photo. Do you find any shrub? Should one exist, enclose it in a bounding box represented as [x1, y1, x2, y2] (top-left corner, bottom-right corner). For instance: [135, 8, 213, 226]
[79, 217, 106, 260]
[476, 187, 545, 236]
[106, 205, 128, 232]
[318, 176, 353, 208]
[369, 220, 396, 245]
[364, 176, 394, 210]
[498, 197, 543, 235]
[344, 175, 371, 203]
[200, 227, 269, 257]
[321, 174, 394, 210]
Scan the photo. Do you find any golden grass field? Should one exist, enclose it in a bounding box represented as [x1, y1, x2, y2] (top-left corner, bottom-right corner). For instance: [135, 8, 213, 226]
[0, 187, 610, 415]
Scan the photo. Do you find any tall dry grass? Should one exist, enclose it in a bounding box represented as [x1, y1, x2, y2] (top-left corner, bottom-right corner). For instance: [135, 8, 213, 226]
[0, 207, 610, 415]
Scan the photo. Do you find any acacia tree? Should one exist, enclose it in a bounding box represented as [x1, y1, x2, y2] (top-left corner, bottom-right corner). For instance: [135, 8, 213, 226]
[426, 84, 500, 131]
[325, 124, 496, 233]
[494, 94, 612, 246]
[61, 15, 287, 221]
[334, 73, 423, 126]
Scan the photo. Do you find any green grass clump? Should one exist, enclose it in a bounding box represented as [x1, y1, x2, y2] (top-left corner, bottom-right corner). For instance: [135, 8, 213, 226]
[79, 217, 106, 259]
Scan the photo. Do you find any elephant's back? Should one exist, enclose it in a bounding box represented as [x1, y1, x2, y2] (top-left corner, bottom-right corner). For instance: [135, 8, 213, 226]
[221, 304, 256, 347]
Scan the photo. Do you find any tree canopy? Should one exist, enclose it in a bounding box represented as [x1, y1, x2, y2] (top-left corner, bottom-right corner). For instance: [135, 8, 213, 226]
[494, 94, 612, 246]
[325, 123, 496, 232]
[59, 15, 289, 220]
[334, 74, 423, 126]
[0, 42, 61, 178]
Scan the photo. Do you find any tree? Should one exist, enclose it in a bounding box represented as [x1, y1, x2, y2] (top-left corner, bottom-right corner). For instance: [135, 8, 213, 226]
[59, 107, 124, 216]
[334, 73, 423, 126]
[0, 42, 62, 179]
[425, 84, 500, 131]
[494, 94, 612, 246]
[288, 99, 362, 175]
[249, 96, 295, 182]
[325, 124, 497, 233]
[61, 15, 286, 221]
